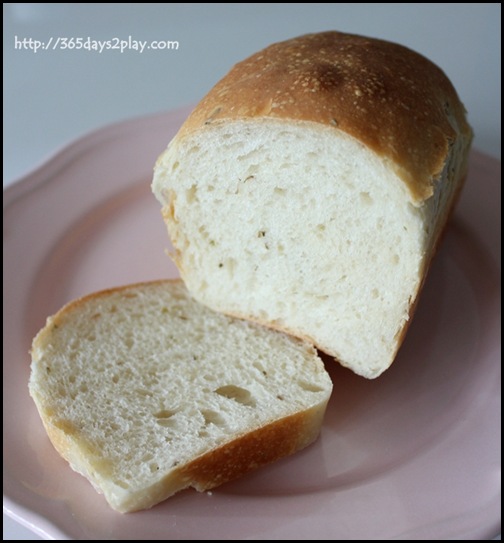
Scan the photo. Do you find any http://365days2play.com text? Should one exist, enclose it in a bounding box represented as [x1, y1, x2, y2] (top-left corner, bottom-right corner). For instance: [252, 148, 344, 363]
[14, 35, 180, 54]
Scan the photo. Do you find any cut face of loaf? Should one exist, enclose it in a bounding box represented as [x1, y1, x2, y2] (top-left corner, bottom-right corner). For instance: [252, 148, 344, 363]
[29, 280, 332, 513]
[152, 31, 472, 378]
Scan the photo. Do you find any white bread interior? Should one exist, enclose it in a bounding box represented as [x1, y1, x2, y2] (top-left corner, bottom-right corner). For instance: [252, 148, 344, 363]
[29, 280, 332, 513]
[152, 31, 472, 378]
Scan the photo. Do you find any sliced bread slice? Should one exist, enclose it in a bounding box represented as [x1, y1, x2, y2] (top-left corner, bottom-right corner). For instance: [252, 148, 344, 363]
[29, 279, 332, 513]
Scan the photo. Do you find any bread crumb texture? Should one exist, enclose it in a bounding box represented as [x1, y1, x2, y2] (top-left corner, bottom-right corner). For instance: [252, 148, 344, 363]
[29, 280, 332, 512]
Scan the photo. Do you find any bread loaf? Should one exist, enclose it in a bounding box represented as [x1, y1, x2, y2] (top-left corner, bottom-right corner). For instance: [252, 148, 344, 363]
[29, 280, 332, 513]
[152, 31, 473, 378]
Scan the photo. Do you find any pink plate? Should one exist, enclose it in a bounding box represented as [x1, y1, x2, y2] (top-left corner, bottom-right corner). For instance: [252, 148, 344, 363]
[3, 108, 501, 540]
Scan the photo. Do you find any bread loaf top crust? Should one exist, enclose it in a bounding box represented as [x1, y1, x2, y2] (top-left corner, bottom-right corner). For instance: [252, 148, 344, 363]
[172, 31, 472, 202]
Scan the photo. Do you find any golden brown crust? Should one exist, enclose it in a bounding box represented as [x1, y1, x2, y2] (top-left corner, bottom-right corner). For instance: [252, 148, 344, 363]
[178, 405, 324, 491]
[175, 31, 472, 202]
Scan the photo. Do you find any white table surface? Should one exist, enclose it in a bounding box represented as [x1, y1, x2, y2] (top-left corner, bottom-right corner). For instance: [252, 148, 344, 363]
[3, 3, 500, 540]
